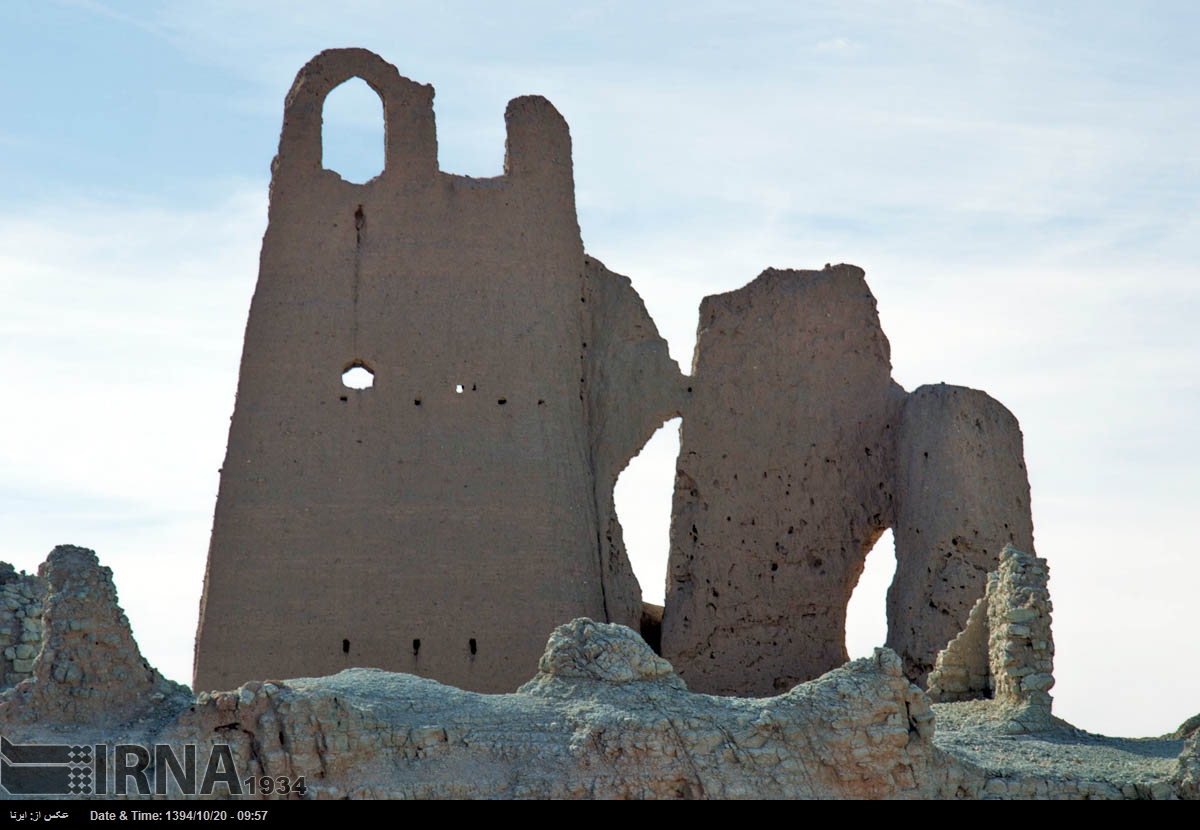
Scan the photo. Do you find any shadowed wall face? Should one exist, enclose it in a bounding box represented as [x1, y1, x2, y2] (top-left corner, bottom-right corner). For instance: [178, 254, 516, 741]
[194, 50, 670, 693]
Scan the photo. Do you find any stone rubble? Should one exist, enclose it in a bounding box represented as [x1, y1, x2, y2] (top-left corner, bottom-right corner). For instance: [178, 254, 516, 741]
[927, 545, 1056, 732]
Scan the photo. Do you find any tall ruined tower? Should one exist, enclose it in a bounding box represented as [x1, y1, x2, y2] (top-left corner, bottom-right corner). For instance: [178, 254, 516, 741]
[194, 49, 683, 693]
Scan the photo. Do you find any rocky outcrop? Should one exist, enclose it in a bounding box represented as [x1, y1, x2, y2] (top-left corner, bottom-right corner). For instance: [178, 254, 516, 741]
[0, 547, 1192, 799]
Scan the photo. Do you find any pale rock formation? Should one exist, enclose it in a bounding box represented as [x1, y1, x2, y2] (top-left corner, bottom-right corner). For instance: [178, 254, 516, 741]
[663, 265, 905, 694]
[194, 49, 683, 694]
[890, 385, 1035, 685]
[1, 547, 1193, 799]
[164, 629, 943, 799]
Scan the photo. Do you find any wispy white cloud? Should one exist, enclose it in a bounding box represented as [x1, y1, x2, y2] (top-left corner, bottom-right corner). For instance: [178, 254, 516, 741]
[0, 189, 266, 684]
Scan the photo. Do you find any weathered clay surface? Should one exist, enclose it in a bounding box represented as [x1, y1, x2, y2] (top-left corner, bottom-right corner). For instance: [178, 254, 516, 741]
[890, 385, 1035, 684]
[662, 266, 906, 694]
[195, 50, 679, 693]
[662, 286, 1037, 694]
[2, 547, 1192, 799]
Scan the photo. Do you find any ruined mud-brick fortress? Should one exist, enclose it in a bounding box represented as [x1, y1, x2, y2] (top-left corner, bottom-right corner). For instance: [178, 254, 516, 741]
[192, 48, 1035, 698]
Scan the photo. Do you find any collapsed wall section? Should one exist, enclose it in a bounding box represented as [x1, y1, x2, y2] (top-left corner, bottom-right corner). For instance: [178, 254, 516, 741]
[661, 266, 905, 695]
[194, 49, 654, 693]
[0, 546, 189, 727]
[927, 544, 1055, 722]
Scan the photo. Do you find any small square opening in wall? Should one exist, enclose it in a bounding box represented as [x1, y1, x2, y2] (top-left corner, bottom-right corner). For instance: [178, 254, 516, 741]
[342, 364, 374, 389]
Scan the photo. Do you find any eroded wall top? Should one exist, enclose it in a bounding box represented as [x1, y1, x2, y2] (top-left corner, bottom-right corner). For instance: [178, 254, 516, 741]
[194, 49, 683, 694]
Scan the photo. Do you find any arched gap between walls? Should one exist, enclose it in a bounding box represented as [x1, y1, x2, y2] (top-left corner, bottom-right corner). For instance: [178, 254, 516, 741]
[845, 528, 897, 660]
[612, 417, 682, 606]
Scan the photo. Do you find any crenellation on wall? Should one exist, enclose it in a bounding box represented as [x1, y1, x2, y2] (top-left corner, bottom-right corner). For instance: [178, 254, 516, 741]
[195, 50, 671, 693]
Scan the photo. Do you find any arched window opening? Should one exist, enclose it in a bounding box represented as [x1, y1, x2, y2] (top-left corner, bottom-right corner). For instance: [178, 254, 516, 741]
[845, 528, 897, 659]
[613, 417, 682, 606]
[322, 77, 385, 183]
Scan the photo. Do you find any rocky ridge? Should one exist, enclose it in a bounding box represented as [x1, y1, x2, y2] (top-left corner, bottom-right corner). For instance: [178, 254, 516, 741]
[0, 545, 1194, 799]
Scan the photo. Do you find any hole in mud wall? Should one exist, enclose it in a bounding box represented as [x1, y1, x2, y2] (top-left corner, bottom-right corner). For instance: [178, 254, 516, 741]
[322, 77, 385, 184]
[412, 639, 420, 656]
[845, 528, 897, 659]
[342, 639, 350, 654]
[342, 364, 374, 389]
[613, 417, 682, 605]
[469, 638, 477, 656]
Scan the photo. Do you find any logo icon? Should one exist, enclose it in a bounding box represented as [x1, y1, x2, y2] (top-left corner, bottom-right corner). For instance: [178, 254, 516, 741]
[1, 737, 97, 795]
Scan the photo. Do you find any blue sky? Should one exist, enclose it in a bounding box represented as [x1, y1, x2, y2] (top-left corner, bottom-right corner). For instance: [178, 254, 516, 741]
[2, 1, 1197, 737]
